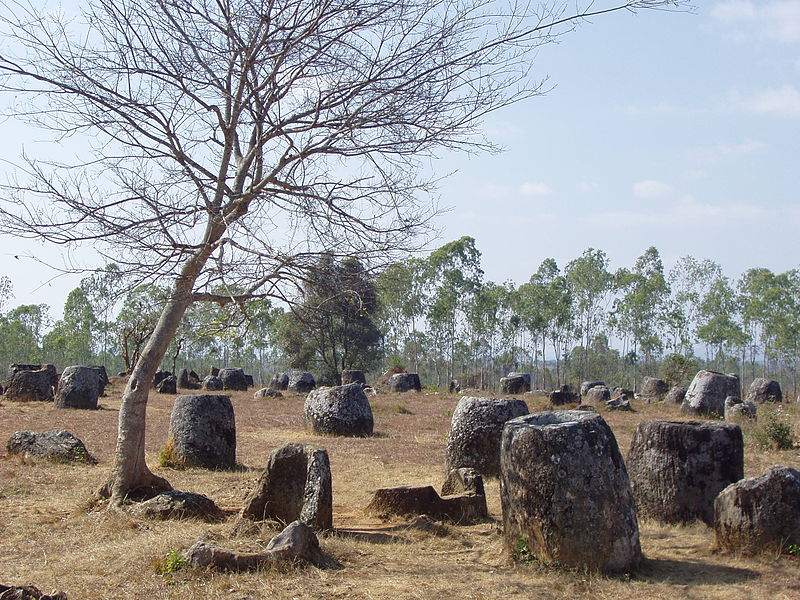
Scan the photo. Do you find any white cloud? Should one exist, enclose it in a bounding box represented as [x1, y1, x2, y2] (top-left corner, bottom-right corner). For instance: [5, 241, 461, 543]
[624, 102, 679, 116]
[519, 182, 553, 197]
[574, 181, 599, 194]
[687, 139, 766, 163]
[475, 182, 513, 201]
[712, 1, 800, 42]
[587, 196, 770, 229]
[733, 85, 800, 118]
[633, 180, 675, 199]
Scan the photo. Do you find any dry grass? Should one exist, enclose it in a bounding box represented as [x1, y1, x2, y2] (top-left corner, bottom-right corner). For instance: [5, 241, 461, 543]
[2, 381, 800, 599]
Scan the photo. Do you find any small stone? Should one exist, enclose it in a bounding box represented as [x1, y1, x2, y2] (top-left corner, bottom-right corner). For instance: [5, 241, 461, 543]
[132, 490, 224, 522]
[441, 467, 485, 497]
[184, 521, 332, 571]
[606, 397, 632, 411]
[724, 396, 757, 421]
[6, 430, 94, 463]
[254, 387, 283, 398]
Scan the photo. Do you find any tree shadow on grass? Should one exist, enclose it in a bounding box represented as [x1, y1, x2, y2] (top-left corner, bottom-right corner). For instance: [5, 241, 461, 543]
[635, 557, 759, 585]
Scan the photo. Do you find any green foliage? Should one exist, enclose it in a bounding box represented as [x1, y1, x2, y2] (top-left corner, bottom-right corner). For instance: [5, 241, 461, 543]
[785, 543, 800, 556]
[157, 439, 187, 470]
[750, 407, 795, 450]
[280, 255, 382, 384]
[566, 249, 613, 383]
[513, 536, 535, 563]
[153, 549, 188, 577]
[660, 353, 700, 387]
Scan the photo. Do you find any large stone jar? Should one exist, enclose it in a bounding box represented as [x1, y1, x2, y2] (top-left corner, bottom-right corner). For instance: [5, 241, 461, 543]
[627, 420, 743, 526]
[500, 410, 641, 573]
[446, 396, 528, 476]
[167, 394, 236, 470]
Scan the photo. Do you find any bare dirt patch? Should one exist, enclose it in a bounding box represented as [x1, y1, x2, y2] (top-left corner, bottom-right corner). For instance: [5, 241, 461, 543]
[1, 383, 799, 599]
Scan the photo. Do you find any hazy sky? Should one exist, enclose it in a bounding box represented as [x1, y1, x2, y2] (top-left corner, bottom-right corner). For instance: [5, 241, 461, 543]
[1, 1, 798, 314]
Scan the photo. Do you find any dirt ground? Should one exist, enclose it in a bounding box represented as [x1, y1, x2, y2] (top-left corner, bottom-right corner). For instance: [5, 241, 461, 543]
[1, 378, 800, 599]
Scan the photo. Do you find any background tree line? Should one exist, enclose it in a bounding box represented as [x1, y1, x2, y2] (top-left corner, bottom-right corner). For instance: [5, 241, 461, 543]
[2, 239, 798, 396]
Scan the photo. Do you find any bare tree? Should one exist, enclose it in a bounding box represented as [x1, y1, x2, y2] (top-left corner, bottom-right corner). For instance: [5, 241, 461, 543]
[0, 0, 691, 504]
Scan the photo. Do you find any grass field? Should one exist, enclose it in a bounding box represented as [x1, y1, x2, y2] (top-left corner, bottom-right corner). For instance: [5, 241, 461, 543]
[2, 378, 800, 599]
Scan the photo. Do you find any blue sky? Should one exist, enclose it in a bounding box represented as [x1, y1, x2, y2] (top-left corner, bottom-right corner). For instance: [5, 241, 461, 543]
[0, 1, 798, 313]
[433, 1, 800, 285]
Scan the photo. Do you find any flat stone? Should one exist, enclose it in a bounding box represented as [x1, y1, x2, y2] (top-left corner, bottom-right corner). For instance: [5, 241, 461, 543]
[132, 490, 224, 522]
[6, 430, 94, 463]
[365, 485, 487, 524]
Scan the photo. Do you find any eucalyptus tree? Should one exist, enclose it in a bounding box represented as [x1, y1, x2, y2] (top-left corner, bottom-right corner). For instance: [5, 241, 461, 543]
[0, 0, 693, 503]
[739, 268, 800, 385]
[696, 276, 747, 370]
[465, 280, 518, 386]
[666, 256, 722, 355]
[527, 258, 572, 387]
[610, 246, 669, 387]
[80, 264, 125, 364]
[42, 287, 97, 366]
[376, 258, 427, 370]
[115, 284, 168, 374]
[0, 275, 12, 313]
[425, 236, 483, 386]
[0, 303, 49, 365]
[565, 248, 613, 383]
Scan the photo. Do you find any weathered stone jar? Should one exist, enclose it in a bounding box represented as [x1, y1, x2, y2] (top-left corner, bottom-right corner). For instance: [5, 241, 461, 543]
[304, 383, 373, 436]
[241, 443, 333, 530]
[627, 420, 743, 526]
[166, 394, 236, 470]
[446, 396, 528, 476]
[500, 410, 641, 573]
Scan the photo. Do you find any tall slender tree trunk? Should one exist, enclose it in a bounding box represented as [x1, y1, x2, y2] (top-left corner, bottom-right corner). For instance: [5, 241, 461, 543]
[98, 236, 220, 504]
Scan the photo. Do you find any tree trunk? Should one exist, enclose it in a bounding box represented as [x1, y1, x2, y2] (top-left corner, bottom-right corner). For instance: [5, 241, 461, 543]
[98, 251, 213, 503]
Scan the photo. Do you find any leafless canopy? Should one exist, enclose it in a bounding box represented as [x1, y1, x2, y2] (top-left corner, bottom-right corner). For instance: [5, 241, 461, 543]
[0, 0, 691, 303]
